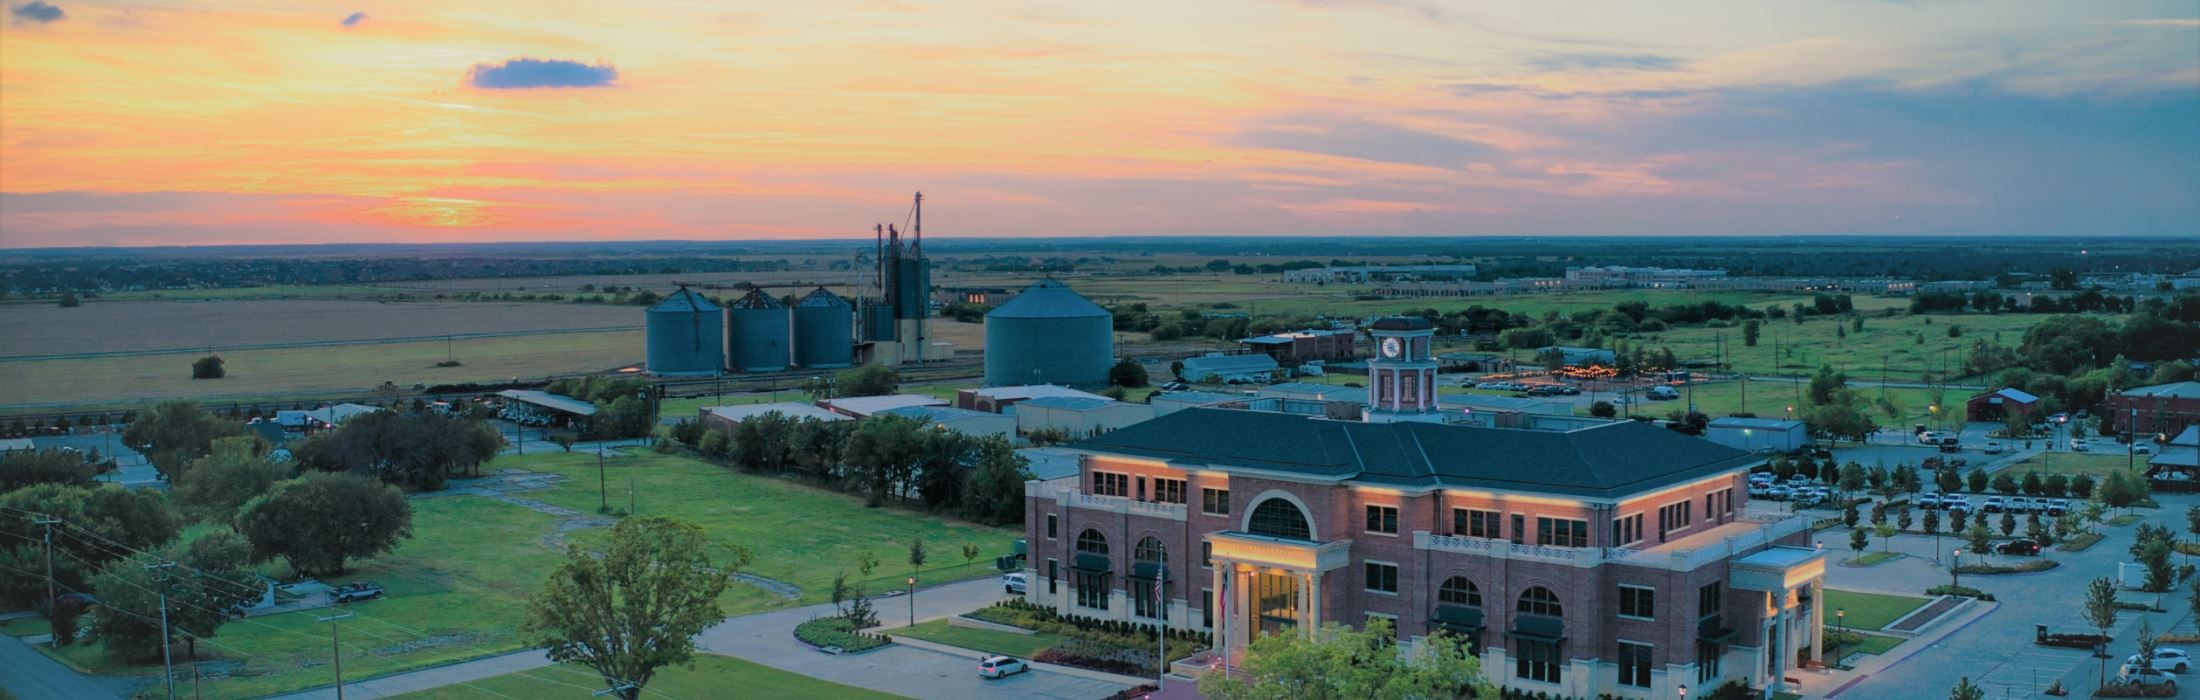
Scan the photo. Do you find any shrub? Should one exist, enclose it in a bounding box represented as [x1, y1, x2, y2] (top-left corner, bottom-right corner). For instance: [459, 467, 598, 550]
[1954, 560, 2059, 574]
[2093, 683, 2177, 697]
[1927, 584, 1996, 601]
[793, 616, 891, 653]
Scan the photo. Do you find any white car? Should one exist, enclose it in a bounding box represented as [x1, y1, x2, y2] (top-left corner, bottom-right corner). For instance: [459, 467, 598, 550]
[2129, 648, 2193, 673]
[1002, 572, 1027, 595]
[2134, 443, 2154, 455]
[2115, 666, 2178, 690]
[2071, 440, 2091, 452]
[979, 655, 1030, 679]
[1918, 494, 1943, 509]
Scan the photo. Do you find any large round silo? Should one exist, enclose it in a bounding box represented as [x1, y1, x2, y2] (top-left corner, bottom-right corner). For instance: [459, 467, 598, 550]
[645, 287, 723, 376]
[726, 289, 791, 372]
[793, 287, 854, 369]
[984, 280, 1113, 387]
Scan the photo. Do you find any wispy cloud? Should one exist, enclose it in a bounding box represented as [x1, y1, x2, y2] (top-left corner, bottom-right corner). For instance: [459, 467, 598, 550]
[2107, 18, 2200, 28]
[340, 11, 367, 28]
[1526, 53, 1681, 73]
[10, 0, 63, 24]
[466, 59, 618, 89]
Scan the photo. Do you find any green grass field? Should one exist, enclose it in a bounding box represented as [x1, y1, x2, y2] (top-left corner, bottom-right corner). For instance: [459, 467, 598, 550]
[1824, 589, 1932, 631]
[892, 619, 1067, 658]
[507, 450, 1021, 613]
[1647, 311, 2082, 383]
[383, 653, 906, 700]
[1848, 632, 1903, 655]
[2002, 453, 2148, 479]
[1849, 551, 1904, 567]
[0, 616, 51, 637]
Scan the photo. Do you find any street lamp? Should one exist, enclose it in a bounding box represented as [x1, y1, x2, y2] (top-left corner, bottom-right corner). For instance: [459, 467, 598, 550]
[1951, 548, 1964, 589]
[907, 576, 917, 626]
[1677, 683, 1688, 699]
[1834, 609, 1846, 667]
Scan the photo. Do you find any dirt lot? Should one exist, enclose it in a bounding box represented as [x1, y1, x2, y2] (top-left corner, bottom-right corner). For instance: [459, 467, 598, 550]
[0, 300, 643, 357]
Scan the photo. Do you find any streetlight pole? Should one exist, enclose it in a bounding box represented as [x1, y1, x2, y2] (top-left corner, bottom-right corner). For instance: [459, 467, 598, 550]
[317, 611, 353, 700]
[907, 576, 917, 627]
[1834, 608, 1846, 668]
[598, 444, 608, 513]
[1951, 549, 1964, 589]
[147, 562, 176, 700]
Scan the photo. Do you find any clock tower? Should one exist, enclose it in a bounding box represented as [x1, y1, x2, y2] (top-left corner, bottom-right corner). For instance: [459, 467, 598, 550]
[1364, 316, 1441, 423]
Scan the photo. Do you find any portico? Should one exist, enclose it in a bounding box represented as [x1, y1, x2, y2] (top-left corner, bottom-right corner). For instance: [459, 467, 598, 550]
[1730, 545, 1829, 694]
[1207, 530, 1352, 652]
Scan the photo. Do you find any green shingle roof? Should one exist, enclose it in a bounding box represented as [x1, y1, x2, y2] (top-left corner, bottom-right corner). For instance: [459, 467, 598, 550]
[1070, 408, 1759, 498]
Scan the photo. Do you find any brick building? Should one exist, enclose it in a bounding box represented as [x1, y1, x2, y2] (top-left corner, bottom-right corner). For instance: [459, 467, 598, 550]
[1238, 329, 1359, 364]
[1022, 317, 1824, 698]
[2109, 381, 2200, 439]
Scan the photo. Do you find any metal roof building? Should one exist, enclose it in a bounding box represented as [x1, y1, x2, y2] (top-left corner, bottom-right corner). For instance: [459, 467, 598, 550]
[495, 390, 600, 417]
[1178, 354, 1281, 384]
[822, 394, 948, 418]
[984, 280, 1113, 387]
[1705, 416, 1809, 453]
[700, 402, 847, 426]
[877, 405, 1016, 441]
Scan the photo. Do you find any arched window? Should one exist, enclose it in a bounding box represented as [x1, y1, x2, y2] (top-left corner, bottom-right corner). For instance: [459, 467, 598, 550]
[1133, 537, 1168, 620]
[1438, 576, 1482, 607]
[1077, 529, 1109, 555]
[1517, 586, 1563, 617]
[1135, 537, 1166, 565]
[1248, 498, 1313, 541]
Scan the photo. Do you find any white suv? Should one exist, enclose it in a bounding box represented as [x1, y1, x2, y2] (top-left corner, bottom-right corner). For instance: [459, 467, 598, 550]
[1002, 573, 1027, 595]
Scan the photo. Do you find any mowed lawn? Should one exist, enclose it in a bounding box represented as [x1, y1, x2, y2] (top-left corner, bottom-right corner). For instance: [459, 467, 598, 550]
[2001, 453, 2150, 479]
[506, 450, 1023, 613]
[384, 654, 906, 700]
[894, 619, 1066, 658]
[39, 495, 569, 700]
[1651, 312, 2092, 383]
[1824, 589, 1932, 631]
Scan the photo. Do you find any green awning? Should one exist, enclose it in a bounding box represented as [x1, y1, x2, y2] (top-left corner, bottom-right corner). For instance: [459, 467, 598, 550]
[1130, 561, 1168, 582]
[1698, 616, 1737, 643]
[1073, 553, 1111, 573]
[1430, 605, 1485, 633]
[1509, 614, 1565, 643]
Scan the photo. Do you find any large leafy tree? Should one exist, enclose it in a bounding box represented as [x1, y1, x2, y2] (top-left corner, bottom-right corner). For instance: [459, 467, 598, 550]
[961, 436, 1032, 525]
[843, 415, 925, 507]
[123, 400, 245, 482]
[1198, 620, 1494, 700]
[914, 429, 975, 511]
[525, 517, 747, 700]
[290, 411, 500, 490]
[833, 363, 901, 398]
[0, 484, 177, 609]
[172, 436, 288, 523]
[0, 447, 108, 491]
[88, 531, 256, 661]
[235, 473, 412, 576]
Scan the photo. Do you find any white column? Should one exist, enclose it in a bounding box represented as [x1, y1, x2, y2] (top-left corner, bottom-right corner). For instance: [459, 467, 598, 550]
[1212, 565, 1226, 655]
[1306, 571, 1322, 631]
[1809, 581, 1825, 665]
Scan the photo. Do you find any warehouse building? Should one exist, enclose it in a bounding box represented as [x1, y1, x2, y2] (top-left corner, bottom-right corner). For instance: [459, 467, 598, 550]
[820, 394, 948, 419]
[1013, 396, 1154, 438]
[2109, 381, 2200, 438]
[1965, 387, 2041, 422]
[1537, 346, 1617, 367]
[984, 280, 1114, 387]
[1238, 329, 1357, 364]
[698, 402, 847, 433]
[877, 405, 1016, 441]
[494, 390, 599, 428]
[1704, 417, 1809, 453]
[1178, 354, 1280, 384]
[1151, 390, 1255, 417]
[957, 384, 1111, 413]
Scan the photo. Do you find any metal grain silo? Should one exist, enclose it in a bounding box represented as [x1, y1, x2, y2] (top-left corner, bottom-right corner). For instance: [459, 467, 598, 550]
[726, 289, 791, 372]
[793, 287, 854, 369]
[645, 287, 723, 376]
[984, 280, 1113, 387]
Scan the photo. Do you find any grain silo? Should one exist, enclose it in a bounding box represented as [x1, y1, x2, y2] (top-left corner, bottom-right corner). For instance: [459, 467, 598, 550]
[984, 280, 1113, 387]
[645, 287, 723, 376]
[725, 289, 790, 372]
[793, 287, 854, 369]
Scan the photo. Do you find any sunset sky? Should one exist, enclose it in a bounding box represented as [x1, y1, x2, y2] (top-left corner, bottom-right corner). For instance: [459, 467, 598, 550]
[1, 1, 2196, 247]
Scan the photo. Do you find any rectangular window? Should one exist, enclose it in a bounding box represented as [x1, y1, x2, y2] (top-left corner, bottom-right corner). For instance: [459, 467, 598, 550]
[1706, 493, 1716, 522]
[1202, 541, 1213, 568]
[1658, 501, 1694, 541]
[1203, 588, 1215, 629]
[1365, 505, 1399, 534]
[1536, 517, 1588, 548]
[1516, 639, 1562, 683]
[1154, 478, 1188, 505]
[1046, 514, 1057, 539]
[1454, 508, 1501, 538]
[1202, 487, 1231, 515]
[1697, 641, 1723, 682]
[1133, 579, 1166, 619]
[1618, 641, 1654, 688]
[1366, 613, 1399, 642]
[1075, 570, 1110, 610]
[1699, 582, 1723, 617]
[1093, 472, 1130, 497]
[1610, 513, 1644, 546]
[1364, 562, 1399, 593]
[1720, 488, 1735, 515]
[1047, 559, 1058, 594]
[1619, 585, 1656, 620]
[1136, 476, 1146, 502]
[1510, 514, 1526, 545]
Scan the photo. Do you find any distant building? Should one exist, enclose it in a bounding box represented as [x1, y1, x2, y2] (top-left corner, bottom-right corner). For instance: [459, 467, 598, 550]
[1537, 346, 1617, 367]
[1178, 354, 1281, 384]
[1238, 329, 1358, 364]
[877, 405, 1016, 441]
[1013, 396, 1154, 438]
[1257, 382, 1368, 404]
[1563, 266, 1728, 288]
[698, 402, 847, 433]
[1705, 417, 1809, 453]
[2109, 382, 2200, 438]
[957, 384, 1112, 413]
[1437, 352, 1515, 374]
[494, 390, 598, 428]
[1282, 264, 1479, 284]
[1964, 387, 2041, 422]
[272, 403, 385, 431]
[820, 394, 947, 419]
[2147, 426, 2198, 479]
[1150, 390, 1255, 417]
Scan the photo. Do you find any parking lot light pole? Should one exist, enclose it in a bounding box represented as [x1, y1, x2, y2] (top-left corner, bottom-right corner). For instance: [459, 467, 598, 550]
[1951, 549, 1964, 589]
[907, 577, 917, 627]
[1834, 609, 1846, 668]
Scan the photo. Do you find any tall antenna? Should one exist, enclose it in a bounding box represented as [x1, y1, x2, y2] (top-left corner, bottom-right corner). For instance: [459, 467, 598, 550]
[913, 191, 923, 257]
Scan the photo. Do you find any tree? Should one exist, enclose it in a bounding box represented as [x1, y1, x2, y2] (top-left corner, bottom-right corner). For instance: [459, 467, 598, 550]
[1875, 522, 1897, 553]
[58, 291, 80, 307]
[550, 431, 577, 453]
[960, 436, 1031, 525]
[1838, 463, 1865, 497]
[961, 543, 980, 568]
[1898, 508, 1914, 533]
[1966, 468, 1988, 493]
[2021, 471, 2043, 495]
[172, 436, 288, 523]
[842, 415, 926, 507]
[913, 429, 976, 511]
[88, 530, 255, 661]
[2044, 474, 2070, 497]
[1025, 426, 1072, 447]
[1990, 472, 2017, 494]
[908, 537, 928, 582]
[2072, 473, 2096, 499]
[190, 355, 226, 379]
[1199, 620, 1493, 700]
[292, 411, 504, 489]
[0, 484, 177, 610]
[1109, 358, 1150, 388]
[1948, 677, 1986, 700]
[1963, 524, 1991, 556]
[1743, 319, 1761, 347]
[1935, 467, 1962, 494]
[124, 400, 245, 482]
[1849, 527, 1869, 560]
[834, 363, 901, 398]
[235, 472, 413, 576]
[1843, 502, 1860, 530]
[2186, 504, 2200, 563]
[2084, 577, 2118, 689]
[1998, 512, 2017, 538]
[525, 517, 745, 700]
[0, 447, 108, 491]
[2098, 470, 2147, 514]
[1921, 509, 1941, 540]
[1589, 401, 1617, 418]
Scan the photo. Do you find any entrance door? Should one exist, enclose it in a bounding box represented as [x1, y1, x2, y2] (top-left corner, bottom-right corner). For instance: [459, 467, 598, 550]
[1253, 572, 1299, 636]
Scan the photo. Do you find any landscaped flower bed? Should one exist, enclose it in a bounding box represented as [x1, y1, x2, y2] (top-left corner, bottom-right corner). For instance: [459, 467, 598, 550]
[1955, 560, 2059, 574]
[963, 600, 1206, 676]
[794, 616, 892, 654]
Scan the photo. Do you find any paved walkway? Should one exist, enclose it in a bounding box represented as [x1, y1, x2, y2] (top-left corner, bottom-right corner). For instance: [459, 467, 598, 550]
[265, 577, 1127, 700]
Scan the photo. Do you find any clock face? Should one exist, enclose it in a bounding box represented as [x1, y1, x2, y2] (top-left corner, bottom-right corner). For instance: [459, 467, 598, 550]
[1381, 337, 1402, 358]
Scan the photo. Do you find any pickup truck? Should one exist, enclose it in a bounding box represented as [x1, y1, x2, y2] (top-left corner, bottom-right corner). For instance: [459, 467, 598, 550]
[331, 581, 385, 604]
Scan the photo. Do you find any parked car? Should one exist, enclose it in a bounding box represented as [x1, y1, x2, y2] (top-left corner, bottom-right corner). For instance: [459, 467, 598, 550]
[1994, 539, 2042, 556]
[1787, 475, 1813, 487]
[1747, 483, 1773, 499]
[2134, 443, 2154, 455]
[1749, 472, 1777, 484]
[331, 581, 385, 604]
[979, 655, 1030, 679]
[1768, 486, 1794, 501]
[1946, 457, 1968, 468]
[1002, 573, 1027, 595]
[1161, 382, 1190, 391]
[2046, 499, 2071, 516]
[1939, 442, 1962, 453]
[2129, 649, 2194, 673]
[2006, 497, 2032, 513]
[2072, 440, 2091, 453]
[1918, 494, 1943, 509]
[2047, 412, 2070, 424]
[2114, 666, 2177, 691]
[1982, 497, 2005, 513]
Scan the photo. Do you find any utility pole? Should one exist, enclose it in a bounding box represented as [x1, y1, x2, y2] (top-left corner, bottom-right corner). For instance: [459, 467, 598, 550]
[598, 444, 608, 512]
[34, 516, 57, 618]
[317, 611, 354, 700]
[147, 562, 177, 700]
